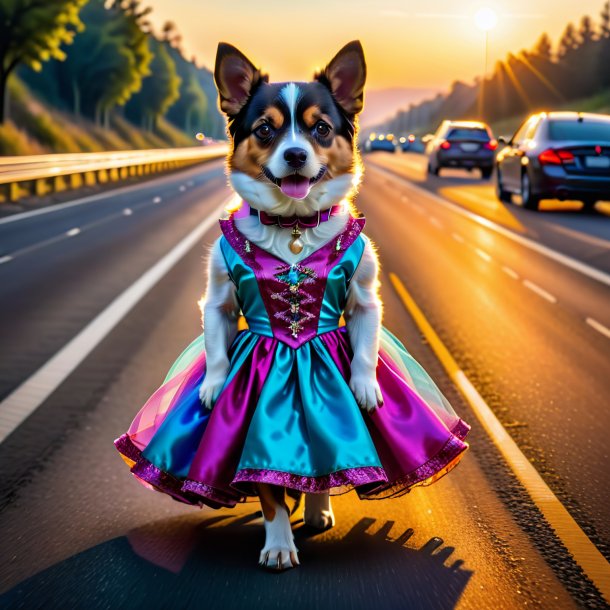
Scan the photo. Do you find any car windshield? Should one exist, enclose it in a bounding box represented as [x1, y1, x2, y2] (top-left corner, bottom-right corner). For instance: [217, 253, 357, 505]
[548, 118, 610, 142]
[446, 128, 490, 141]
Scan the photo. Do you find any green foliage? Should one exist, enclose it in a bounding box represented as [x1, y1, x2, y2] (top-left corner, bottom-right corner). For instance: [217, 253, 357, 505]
[0, 0, 86, 73]
[126, 37, 181, 130]
[165, 45, 209, 136]
[5, 1, 225, 146]
[0, 0, 87, 122]
[49, 0, 153, 124]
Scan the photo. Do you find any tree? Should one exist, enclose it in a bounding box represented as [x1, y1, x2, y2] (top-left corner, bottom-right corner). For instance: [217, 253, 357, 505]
[49, 0, 153, 125]
[161, 20, 183, 50]
[601, 2, 610, 38]
[578, 15, 596, 44]
[557, 23, 578, 57]
[165, 46, 209, 135]
[0, 0, 87, 123]
[533, 33, 553, 60]
[126, 37, 181, 131]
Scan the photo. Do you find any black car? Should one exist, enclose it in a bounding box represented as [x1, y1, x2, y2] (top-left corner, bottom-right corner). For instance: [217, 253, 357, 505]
[424, 120, 497, 178]
[495, 111, 610, 210]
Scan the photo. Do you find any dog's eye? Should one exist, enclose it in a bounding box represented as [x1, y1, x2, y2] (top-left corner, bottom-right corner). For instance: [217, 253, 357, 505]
[315, 121, 331, 137]
[254, 124, 273, 139]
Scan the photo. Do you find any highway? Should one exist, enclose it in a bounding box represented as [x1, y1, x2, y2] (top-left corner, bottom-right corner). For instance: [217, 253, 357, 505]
[0, 154, 609, 609]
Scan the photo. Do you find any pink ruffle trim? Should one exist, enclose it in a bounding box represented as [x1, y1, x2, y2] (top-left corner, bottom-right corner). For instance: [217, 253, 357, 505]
[114, 418, 469, 507]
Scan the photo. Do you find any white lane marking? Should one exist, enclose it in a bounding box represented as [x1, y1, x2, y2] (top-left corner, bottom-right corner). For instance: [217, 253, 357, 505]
[586, 317, 610, 339]
[0, 157, 224, 226]
[523, 279, 557, 303]
[475, 248, 492, 262]
[66, 228, 81, 237]
[0, 255, 13, 264]
[153, 196, 162, 204]
[389, 272, 610, 602]
[179, 185, 186, 192]
[123, 208, 133, 216]
[429, 216, 443, 229]
[187, 181, 194, 187]
[368, 163, 610, 288]
[502, 265, 519, 279]
[549, 223, 610, 249]
[0, 194, 235, 445]
[452, 232, 465, 243]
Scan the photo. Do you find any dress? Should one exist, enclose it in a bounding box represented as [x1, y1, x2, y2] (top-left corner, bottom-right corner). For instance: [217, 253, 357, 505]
[114, 213, 470, 508]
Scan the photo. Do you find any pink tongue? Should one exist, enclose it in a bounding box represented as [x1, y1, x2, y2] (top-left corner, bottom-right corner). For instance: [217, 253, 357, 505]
[280, 175, 311, 199]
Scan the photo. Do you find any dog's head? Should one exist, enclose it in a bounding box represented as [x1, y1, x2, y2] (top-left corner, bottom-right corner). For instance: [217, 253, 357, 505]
[214, 41, 366, 216]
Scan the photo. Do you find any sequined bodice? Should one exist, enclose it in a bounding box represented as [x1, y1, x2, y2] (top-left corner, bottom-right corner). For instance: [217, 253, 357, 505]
[219, 215, 366, 348]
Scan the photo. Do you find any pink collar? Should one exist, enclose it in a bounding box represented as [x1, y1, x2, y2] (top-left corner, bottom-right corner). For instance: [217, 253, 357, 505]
[236, 201, 344, 229]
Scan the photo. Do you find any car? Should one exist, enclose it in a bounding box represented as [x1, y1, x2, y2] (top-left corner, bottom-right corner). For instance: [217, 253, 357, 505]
[425, 120, 497, 178]
[495, 111, 610, 211]
[368, 135, 396, 153]
[399, 134, 417, 151]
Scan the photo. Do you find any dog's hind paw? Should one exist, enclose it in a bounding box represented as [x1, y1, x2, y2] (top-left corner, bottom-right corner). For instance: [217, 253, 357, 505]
[304, 492, 335, 531]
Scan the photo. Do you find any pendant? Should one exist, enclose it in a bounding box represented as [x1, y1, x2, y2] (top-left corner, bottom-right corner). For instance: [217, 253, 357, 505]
[289, 226, 304, 254]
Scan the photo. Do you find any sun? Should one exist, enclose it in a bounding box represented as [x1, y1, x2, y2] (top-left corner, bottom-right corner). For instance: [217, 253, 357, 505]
[474, 7, 498, 32]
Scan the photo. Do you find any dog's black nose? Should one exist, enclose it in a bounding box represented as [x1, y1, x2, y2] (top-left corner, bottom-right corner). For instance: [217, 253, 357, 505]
[284, 147, 308, 169]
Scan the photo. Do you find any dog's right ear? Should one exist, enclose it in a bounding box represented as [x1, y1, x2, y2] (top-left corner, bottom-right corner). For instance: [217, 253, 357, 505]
[214, 43, 267, 117]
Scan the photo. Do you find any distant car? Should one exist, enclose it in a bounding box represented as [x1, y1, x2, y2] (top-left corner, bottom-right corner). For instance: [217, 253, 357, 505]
[399, 134, 417, 151]
[368, 137, 396, 153]
[425, 121, 497, 178]
[495, 111, 610, 210]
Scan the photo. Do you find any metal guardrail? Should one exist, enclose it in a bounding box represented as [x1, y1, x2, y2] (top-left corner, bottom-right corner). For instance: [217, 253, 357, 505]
[0, 144, 229, 203]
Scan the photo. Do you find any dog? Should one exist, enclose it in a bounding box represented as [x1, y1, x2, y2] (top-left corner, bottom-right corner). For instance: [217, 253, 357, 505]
[199, 40, 383, 570]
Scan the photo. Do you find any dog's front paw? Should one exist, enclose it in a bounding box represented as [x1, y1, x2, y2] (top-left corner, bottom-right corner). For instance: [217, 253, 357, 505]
[199, 375, 227, 410]
[349, 374, 383, 413]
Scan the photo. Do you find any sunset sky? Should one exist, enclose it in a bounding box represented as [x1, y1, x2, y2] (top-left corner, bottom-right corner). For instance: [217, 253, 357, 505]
[147, 0, 605, 96]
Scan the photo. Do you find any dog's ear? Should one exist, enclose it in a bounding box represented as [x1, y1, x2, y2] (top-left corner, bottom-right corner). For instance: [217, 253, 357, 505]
[315, 40, 366, 116]
[214, 43, 268, 116]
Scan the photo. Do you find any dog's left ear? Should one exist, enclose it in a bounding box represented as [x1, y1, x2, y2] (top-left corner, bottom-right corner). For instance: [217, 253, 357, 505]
[315, 40, 367, 116]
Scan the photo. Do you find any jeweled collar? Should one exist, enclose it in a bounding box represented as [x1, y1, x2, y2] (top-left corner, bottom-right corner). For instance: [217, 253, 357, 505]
[245, 202, 344, 229]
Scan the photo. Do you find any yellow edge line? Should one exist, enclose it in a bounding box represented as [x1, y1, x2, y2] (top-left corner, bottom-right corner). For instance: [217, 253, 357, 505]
[389, 271, 610, 602]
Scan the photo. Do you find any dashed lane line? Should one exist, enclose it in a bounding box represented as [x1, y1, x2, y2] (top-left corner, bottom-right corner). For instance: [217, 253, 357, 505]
[523, 279, 557, 304]
[0, 194, 235, 445]
[389, 271, 610, 603]
[369, 164, 610, 288]
[502, 265, 520, 280]
[586, 317, 610, 340]
[475, 248, 492, 262]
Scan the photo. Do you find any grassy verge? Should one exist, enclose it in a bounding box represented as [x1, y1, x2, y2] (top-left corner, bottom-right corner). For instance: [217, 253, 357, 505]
[0, 76, 207, 156]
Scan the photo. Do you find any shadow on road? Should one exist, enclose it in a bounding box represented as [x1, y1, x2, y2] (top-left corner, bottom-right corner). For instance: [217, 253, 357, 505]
[0, 512, 473, 609]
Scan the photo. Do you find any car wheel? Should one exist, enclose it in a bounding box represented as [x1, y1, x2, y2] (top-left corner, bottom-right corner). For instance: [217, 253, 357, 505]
[520, 171, 540, 210]
[481, 167, 493, 180]
[495, 168, 510, 202]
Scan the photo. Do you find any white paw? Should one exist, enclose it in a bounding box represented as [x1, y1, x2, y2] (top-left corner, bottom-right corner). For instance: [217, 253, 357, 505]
[304, 492, 335, 530]
[198, 375, 226, 410]
[259, 507, 299, 570]
[349, 373, 383, 413]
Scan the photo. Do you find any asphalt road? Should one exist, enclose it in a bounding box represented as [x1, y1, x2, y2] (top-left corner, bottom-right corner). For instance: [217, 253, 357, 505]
[0, 156, 608, 609]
